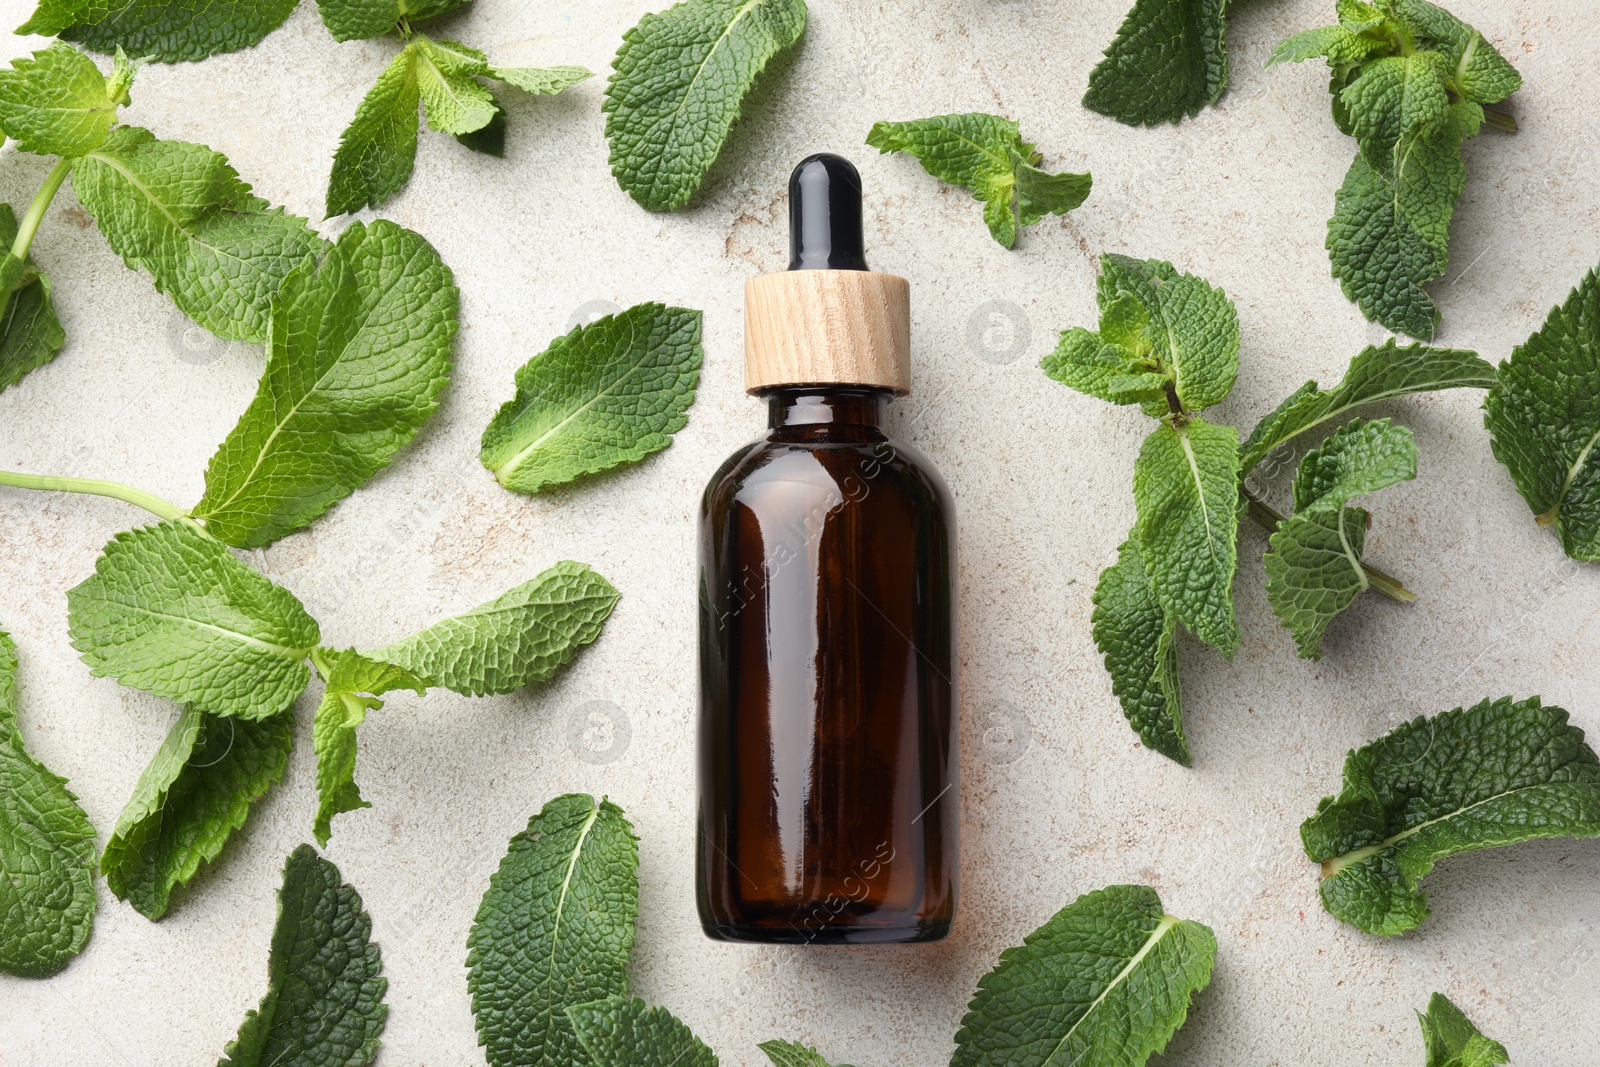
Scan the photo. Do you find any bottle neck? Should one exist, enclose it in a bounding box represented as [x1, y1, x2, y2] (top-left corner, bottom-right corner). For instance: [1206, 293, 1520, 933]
[765, 387, 888, 429]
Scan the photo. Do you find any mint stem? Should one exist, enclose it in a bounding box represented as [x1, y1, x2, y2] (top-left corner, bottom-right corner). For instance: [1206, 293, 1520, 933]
[12, 157, 72, 263]
[0, 468, 200, 528]
[1481, 105, 1517, 134]
[1242, 488, 1417, 604]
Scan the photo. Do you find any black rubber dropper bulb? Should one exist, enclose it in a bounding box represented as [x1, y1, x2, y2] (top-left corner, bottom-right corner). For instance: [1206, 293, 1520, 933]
[788, 153, 869, 271]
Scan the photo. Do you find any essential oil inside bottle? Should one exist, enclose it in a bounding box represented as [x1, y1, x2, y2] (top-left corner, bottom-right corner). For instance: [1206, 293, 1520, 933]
[696, 153, 958, 944]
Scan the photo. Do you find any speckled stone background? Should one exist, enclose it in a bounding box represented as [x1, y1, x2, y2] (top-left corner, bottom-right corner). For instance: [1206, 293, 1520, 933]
[0, 0, 1596, 1063]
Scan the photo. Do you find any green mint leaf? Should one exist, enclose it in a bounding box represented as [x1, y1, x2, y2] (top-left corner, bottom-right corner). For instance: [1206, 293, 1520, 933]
[491, 64, 593, 95]
[1092, 538, 1186, 764]
[66, 521, 320, 720]
[951, 884, 1216, 1067]
[0, 629, 97, 978]
[455, 89, 506, 156]
[1133, 416, 1240, 656]
[1390, 0, 1521, 105]
[73, 126, 323, 344]
[309, 649, 425, 847]
[467, 794, 639, 1067]
[1268, 25, 1385, 68]
[0, 42, 122, 157]
[60, 0, 299, 64]
[1483, 265, 1600, 559]
[1303, 695, 1600, 936]
[1340, 52, 1452, 172]
[1327, 99, 1479, 339]
[218, 845, 387, 1067]
[17, 1, 107, 38]
[368, 561, 619, 696]
[1082, 0, 1228, 126]
[313, 0, 407, 42]
[865, 113, 1089, 249]
[191, 220, 457, 548]
[1040, 328, 1167, 408]
[326, 45, 422, 218]
[415, 37, 497, 136]
[0, 203, 66, 395]
[102, 705, 292, 919]
[567, 997, 718, 1067]
[480, 302, 703, 494]
[1418, 993, 1509, 1067]
[759, 1040, 852, 1067]
[1240, 340, 1494, 475]
[1079, 255, 1238, 415]
[1264, 418, 1416, 659]
[604, 0, 807, 212]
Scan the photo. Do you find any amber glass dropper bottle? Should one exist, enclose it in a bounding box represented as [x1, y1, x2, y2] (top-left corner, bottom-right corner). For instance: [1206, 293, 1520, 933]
[696, 153, 957, 944]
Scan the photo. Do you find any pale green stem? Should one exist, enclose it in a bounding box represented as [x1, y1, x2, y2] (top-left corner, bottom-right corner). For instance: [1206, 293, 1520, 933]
[0, 468, 200, 528]
[11, 157, 73, 263]
[1243, 488, 1417, 605]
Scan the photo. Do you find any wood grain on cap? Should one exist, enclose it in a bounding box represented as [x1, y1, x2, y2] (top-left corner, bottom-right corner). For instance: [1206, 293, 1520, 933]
[744, 270, 911, 395]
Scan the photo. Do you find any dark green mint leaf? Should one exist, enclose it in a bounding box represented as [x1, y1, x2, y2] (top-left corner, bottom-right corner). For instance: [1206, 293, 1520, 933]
[1083, 0, 1228, 126]
[1092, 538, 1186, 764]
[568, 997, 718, 1067]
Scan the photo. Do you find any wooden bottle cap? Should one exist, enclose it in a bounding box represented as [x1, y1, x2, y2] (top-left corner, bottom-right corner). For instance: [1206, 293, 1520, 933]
[743, 269, 911, 395]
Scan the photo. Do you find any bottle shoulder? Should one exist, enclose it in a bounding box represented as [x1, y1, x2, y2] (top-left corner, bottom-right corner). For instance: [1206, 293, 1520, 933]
[701, 429, 952, 519]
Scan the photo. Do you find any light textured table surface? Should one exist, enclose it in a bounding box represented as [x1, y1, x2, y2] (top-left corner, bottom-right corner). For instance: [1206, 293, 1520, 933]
[1, 1, 1596, 1063]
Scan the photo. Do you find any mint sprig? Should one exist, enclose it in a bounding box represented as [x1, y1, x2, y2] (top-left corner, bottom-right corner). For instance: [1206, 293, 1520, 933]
[866, 113, 1091, 249]
[1419, 993, 1509, 1066]
[323, 15, 592, 217]
[1271, 0, 1521, 338]
[1046, 254, 1494, 761]
[1303, 696, 1600, 936]
[0, 628, 97, 978]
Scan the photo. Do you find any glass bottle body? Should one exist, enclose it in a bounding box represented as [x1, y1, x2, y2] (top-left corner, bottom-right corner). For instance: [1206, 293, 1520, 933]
[696, 388, 957, 944]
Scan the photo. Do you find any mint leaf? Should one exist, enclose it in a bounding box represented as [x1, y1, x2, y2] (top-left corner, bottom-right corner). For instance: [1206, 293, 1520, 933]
[415, 37, 497, 136]
[0, 42, 123, 157]
[1483, 265, 1600, 559]
[0, 628, 97, 978]
[1083, 0, 1228, 126]
[60, 0, 300, 64]
[567, 997, 718, 1067]
[309, 649, 425, 847]
[369, 561, 619, 697]
[759, 1041, 852, 1067]
[481, 303, 703, 494]
[468, 794, 639, 1067]
[1303, 696, 1600, 936]
[1101, 255, 1238, 414]
[604, 0, 807, 211]
[454, 89, 505, 156]
[1418, 993, 1509, 1067]
[1133, 416, 1240, 656]
[1091, 538, 1186, 764]
[326, 46, 421, 218]
[218, 845, 387, 1067]
[1340, 51, 1452, 172]
[951, 884, 1215, 1067]
[0, 203, 66, 395]
[191, 220, 458, 548]
[491, 64, 593, 95]
[73, 126, 323, 344]
[1240, 340, 1494, 475]
[865, 113, 1090, 249]
[1391, 1, 1522, 106]
[17, 1, 110, 38]
[102, 705, 293, 919]
[1264, 418, 1416, 659]
[66, 521, 320, 720]
[314, 0, 402, 42]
